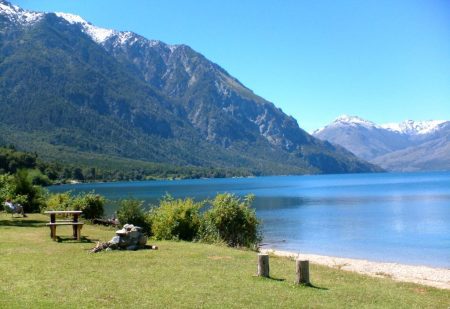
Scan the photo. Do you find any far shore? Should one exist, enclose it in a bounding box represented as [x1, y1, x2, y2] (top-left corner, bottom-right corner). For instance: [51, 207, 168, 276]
[260, 248, 450, 290]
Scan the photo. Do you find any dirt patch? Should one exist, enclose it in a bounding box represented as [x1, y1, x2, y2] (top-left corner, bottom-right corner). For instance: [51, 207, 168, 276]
[412, 287, 427, 294]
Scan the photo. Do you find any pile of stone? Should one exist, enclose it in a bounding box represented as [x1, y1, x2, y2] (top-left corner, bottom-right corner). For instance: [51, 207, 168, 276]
[90, 224, 157, 253]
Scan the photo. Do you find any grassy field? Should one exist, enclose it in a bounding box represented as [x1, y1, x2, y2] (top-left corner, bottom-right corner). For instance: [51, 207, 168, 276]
[0, 213, 449, 308]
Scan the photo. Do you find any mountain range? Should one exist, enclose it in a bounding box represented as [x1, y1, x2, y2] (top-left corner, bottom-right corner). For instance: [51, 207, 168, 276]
[314, 115, 450, 172]
[0, 1, 380, 176]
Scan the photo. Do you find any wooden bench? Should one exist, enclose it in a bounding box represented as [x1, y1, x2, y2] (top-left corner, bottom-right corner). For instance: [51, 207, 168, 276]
[44, 210, 84, 241]
[46, 222, 84, 241]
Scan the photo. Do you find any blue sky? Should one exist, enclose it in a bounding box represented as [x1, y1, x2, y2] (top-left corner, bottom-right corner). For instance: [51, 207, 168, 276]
[14, 0, 450, 132]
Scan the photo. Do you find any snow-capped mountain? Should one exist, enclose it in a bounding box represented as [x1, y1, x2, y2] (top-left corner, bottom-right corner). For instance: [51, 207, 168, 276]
[314, 115, 379, 134]
[54, 12, 174, 51]
[314, 115, 450, 172]
[0, 1, 381, 175]
[0, 0, 42, 25]
[381, 120, 447, 135]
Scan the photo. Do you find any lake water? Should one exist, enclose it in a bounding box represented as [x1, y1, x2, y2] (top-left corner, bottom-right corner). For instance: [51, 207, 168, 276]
[50, 172, 450, 268]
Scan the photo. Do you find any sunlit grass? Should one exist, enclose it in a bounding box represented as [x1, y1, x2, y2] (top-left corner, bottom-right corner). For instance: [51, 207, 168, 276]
[0, 213, 448, 308]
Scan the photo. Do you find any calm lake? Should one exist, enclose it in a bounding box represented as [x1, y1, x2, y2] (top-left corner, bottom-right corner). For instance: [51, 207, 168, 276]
[50, 172, 450, 268]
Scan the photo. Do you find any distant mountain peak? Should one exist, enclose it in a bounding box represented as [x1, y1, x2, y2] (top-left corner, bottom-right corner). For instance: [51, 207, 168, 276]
[0, 0, 43, 25]
[313, 115, 450, 172]
[381, 119, 447, 135]
[314, 114, 377, 134]
[334, 114, 377, 126]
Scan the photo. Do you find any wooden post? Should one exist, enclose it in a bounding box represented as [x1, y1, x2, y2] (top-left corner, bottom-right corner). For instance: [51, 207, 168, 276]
[76, 225, 82, 241]
[295, 259, 310, 285]
[257, 253, 270, 277]
[51, 225, 56, 241]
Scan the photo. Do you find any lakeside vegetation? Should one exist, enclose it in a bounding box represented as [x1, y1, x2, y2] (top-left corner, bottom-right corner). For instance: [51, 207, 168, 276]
[0, 213, 448, 308]
[0, 145, 254, 185]
[0, 144, 261, 250]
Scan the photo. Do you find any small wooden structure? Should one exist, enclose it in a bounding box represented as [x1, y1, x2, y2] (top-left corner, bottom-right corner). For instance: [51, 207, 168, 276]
[257, 253, 270, 277]
[44, 210, 84, 241]
[295, 259, 310, 285]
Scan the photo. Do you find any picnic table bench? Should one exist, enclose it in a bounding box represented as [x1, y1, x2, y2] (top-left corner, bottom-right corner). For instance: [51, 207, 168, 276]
[44, 210, 84, 241]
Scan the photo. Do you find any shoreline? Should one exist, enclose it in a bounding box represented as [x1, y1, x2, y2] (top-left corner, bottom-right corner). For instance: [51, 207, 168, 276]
[260, 248, 450, 290]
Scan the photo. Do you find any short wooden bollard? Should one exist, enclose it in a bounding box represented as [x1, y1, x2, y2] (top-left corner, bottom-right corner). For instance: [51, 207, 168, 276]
[257, 253, 270, 277]
[295, 259, 310, 285]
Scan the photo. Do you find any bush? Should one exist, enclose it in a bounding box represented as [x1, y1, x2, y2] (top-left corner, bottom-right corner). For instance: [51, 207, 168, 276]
[0, 171, 46, 213]
[116, 199, 149, 232]
[45, 192, 73, 211]
[45, 191, 104, 219]
[148, 195, 203, 241]
[201, 193, 261, 248]
[0, 174, 15, 210]
[72, 192, 105, 219]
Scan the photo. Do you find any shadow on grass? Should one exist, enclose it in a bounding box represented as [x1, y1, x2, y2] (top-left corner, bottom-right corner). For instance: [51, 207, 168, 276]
[56, 236, 94, 244]
[0, 219, 46, 228]
[255, 275, 286, 282]
[296, 283, 329, 290]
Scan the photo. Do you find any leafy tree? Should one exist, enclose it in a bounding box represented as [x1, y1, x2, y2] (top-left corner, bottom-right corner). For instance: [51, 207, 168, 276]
[12, 169, 46, 213]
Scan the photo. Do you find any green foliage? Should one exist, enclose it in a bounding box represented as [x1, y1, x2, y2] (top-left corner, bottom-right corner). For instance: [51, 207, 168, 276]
[116, 199, 149, 232]
[4, 169, 46, 213]
[45, 192, 73, 211]
[201, 194, 261, 248]
[0, 144, 253, 183]
[148, 195, 203, 241]
[0, 146, 37, 174]
[26, 169, 52, 186]
[71, 192, 105, 219]
[0, 174, 15, 208]
[145, 193, 261, 248]
[44, 191, 104, 219]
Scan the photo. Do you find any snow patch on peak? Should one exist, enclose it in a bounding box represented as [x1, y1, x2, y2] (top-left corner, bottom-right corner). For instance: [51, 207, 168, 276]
[168, 44, 178, 53]
[334, 114, 377, 127]
[313, 115, 377, 135]
[0, 1, 43, 25]
[54, 12, 86, 24]
[381, 120, 447, 135]
[0, 1, 16, 15]
[117, 31, 137, 45]
[55, 12, 116, 44]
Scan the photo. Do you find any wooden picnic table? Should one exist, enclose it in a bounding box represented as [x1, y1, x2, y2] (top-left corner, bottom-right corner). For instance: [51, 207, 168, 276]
[44, 210, 84, 241]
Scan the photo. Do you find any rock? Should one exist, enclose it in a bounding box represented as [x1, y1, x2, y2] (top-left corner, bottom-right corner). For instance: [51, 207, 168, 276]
[89, 223, 155, 253]
[113, 224, 147, 250]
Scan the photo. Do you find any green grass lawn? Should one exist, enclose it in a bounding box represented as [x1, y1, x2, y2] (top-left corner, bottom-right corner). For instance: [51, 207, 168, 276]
[0, 213, 449, 308]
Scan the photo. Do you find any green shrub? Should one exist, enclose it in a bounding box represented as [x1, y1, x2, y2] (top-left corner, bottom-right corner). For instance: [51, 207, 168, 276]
[45, 191, 104, 219]
[45, 192, 73, 211]
[117, 199, 149, 232]
[0, 174, 15, 210]
[72, 192, 105, 219]
[201, 193, 261, 248]
[148, 195, 203, 241]
[0, 171, 46, 213]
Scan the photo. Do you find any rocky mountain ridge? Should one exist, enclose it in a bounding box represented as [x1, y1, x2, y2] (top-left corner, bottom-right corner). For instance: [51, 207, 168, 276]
[314, 115, 450, 171]
[0, 1, 380, 175]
